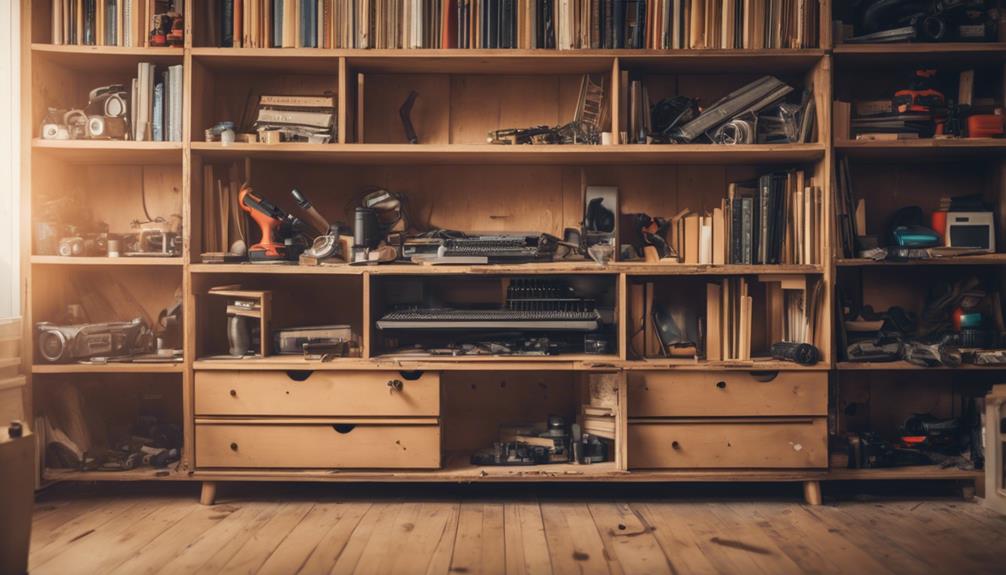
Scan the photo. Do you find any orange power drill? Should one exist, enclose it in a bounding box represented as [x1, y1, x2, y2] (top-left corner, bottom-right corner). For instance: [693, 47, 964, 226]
[238, 184, 304, 262]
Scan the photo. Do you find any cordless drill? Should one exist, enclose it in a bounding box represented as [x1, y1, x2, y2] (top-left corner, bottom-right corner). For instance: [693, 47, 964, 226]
[238, 184, 304, 262]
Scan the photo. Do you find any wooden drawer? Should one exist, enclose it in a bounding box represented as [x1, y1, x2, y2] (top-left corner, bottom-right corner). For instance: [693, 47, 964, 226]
[195, 370, 440, 417]
[628, 418, 828, 469]
[627, 371, 827, 417]
[196, 421, 441, 469]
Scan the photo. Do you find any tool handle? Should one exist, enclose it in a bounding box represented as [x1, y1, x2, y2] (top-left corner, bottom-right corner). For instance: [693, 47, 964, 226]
[290, 189, 332, 235]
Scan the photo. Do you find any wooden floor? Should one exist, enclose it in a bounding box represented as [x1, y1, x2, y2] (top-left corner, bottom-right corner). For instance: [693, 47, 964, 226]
[27, 482, 1006, 575]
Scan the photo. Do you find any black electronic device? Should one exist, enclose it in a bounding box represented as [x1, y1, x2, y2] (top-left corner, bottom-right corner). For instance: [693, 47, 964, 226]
[36, 318, 154, 363]
[377, 278, 602, 331]
[771, 341, 821, 365]
[436, 234, 559, 263]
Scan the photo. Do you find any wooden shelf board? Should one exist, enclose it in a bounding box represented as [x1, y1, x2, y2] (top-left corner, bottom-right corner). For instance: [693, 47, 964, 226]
[31, 43, 183, 70]
[0, 358, 21, 369]
[194, 356, 622, 372]
[191, 142, 826, 165]
[617, 49, 827, 73]
[626, 359, 828, 371]
[836, 361, 1006, 371]
[32, 362, 184, 374]
[31, 139, 183, 165]
[191, 356, 828, 372]
[193, 453, 826, 482]
[43, 467, 187, 482]
[189, 47, 827, 74]
[836, 138, 1006, 160]
[833, 42, 1006, 65]
[190, 262, 822, 276]
[826, 466, 982, 481]
[31, 255, 184, 266]
[837, 254, 1006, 267]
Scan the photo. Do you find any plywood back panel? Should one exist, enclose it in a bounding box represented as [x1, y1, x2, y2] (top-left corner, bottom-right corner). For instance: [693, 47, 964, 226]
[441, 371, 577, 452]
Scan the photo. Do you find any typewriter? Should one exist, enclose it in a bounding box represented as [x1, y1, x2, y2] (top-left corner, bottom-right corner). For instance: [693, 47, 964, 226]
[434, 233, 559, 264]
[377, 278, 601, 331]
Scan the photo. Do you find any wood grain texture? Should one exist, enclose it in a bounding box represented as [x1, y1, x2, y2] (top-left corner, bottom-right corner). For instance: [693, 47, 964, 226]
[28, 485, 1006, 575]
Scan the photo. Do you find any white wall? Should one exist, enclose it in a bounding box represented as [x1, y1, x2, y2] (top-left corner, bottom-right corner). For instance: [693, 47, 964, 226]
[0, 2, 20, 319]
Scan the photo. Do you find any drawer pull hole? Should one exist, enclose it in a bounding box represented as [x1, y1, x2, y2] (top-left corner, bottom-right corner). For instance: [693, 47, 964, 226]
[750, 370, 779, 382]
[229, 389, 237, 397]
[716, 381, 726, 389]
[332, 424, 356, 434]
[399, 370, 424, 381]
[286, 370, 314, 382]
[671, 441, 681, 450]
[229, 442, 238, 451]
[387, 379, 404, 393]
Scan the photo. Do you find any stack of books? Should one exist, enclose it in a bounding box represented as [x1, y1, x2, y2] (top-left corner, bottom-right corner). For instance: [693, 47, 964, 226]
[49, 0, 180, 47]
[202, 0, 819, 49]
[254, 93, 337, 143]
[668, 170, 824, 267]
[132, 62, 183, 142]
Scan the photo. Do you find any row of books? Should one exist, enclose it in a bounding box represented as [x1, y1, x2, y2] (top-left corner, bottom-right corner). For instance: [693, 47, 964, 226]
[49, 0, 179, 47]
[202, 0, 819, 49]
[704, 275, 819, 362]
[669, 170, 824, 267]
[133, 62, 184, 142]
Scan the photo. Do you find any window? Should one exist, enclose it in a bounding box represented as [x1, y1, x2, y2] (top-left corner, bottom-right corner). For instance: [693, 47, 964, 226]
[0, 3, 20, 318]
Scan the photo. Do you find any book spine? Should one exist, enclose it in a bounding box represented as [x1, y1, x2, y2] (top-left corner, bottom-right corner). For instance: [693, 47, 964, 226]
[170, 65, 183, 142]
[222, 0, 234, 47]
[731, 197, 743, 264]
[741, 197, 753, 265]
[152, 80, 163, 142]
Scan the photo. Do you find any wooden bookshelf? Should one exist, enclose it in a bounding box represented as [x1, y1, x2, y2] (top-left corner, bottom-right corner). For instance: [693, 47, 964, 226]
[21, 0, 999, 502]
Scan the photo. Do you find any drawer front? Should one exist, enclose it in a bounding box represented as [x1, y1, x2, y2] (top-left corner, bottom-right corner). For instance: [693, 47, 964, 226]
[628, 419, 827, 469]
[195, 371, 440, 417]
[196, 423, 441, 469]
[627, 371, 827, 417]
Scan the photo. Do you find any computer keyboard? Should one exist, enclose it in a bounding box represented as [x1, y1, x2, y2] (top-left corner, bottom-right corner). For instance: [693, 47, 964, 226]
[377, 308, 601, 331]
[439, 234, 557, 262]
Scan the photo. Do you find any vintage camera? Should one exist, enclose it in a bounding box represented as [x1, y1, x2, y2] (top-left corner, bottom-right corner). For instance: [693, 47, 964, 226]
[85, 85, 130, 140]
[57, 233, 107, 257]
[36, 318, 154, 363]
[40, 108, 70, 140]
[41, 109, 88, 140]
[87, 115, 129, 140]
[86, 85, 129, 118]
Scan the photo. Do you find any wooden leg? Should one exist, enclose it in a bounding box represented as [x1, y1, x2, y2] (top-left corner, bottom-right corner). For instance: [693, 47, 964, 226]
[803, 480, 822, 506]
[199, 481, 218, 506]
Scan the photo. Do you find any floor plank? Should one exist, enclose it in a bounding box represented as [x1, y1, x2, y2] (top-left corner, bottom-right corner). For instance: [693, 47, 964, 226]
[503, 500, 553, 575]
[25, 484, 1006, 575]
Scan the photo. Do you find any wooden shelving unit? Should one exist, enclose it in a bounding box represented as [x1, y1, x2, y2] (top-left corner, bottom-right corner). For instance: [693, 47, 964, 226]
[20, 0, 997, 501]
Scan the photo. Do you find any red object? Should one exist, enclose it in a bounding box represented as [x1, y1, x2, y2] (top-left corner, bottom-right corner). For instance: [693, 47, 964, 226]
[931, 211, 948, 237]
[952, 307, 964, 331]
[968, 114, 1004, 138]
[238, 185, 286, 260]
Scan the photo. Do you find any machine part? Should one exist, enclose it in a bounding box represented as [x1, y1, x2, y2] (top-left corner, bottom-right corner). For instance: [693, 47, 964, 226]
[353, 207, 381, 251]
[400, 90, 419, 144]
[227, 315, 251, 357]
[711, 118, 756, 144]
[291, 188, 334, 235]
[771, 341, 821, 365]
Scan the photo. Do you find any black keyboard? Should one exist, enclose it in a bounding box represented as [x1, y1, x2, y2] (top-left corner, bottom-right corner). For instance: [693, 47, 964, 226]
[377, 308, 600, 331]
[440, 235, 555, 262]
